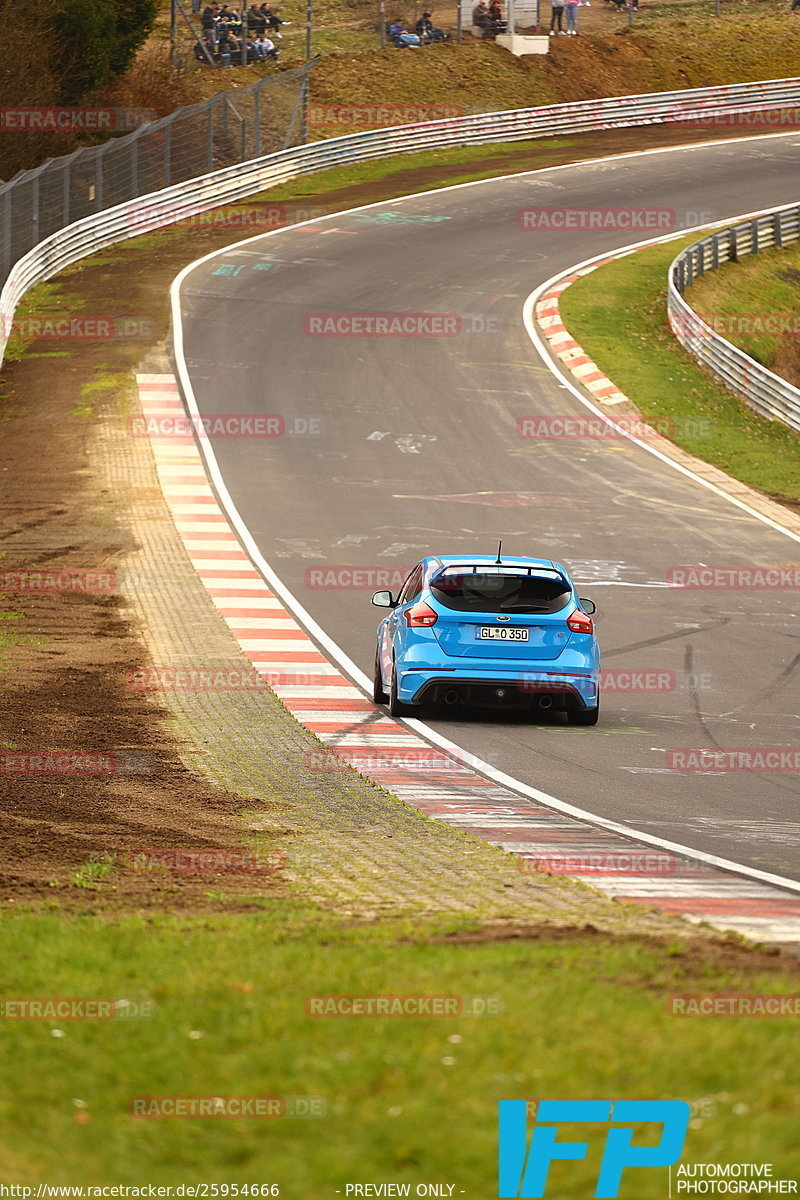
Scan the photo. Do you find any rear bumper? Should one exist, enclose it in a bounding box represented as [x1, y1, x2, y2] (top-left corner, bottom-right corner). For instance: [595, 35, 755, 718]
[398, 661, 599, 709]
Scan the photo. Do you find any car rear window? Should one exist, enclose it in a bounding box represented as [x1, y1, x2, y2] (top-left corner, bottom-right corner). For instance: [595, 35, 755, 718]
[430, 570, 572, 614]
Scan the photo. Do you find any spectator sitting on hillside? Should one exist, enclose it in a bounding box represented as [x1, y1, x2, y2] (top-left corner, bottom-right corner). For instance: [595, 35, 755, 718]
[194, 36, 216, 59]
[415, 11, 447, 40]
[254, 32, 279, 57]
[488, 0, 507, 29]
[388, 17, 421, 44]
[472, 0, 491, 28]
[260, 4, 291, 34]
[216, 29, 233, 62]
[248, 3, 267, 32]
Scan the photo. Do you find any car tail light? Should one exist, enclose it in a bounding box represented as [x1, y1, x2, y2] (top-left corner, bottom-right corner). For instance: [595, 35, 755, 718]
[567, 611, 594, 635]
[405, 601, 438, 628]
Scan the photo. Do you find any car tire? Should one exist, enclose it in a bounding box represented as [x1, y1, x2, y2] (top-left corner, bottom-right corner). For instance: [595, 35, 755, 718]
[372, 646, 388, 704]
[568, 700, 599, 726]
[389, 665, 416, 717]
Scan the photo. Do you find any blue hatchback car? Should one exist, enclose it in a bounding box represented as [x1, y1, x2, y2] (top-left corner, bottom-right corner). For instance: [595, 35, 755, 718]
[371, 553, 600, 724]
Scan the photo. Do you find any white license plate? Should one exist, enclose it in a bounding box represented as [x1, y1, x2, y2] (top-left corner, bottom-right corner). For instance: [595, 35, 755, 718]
[478, 626, 529, 642]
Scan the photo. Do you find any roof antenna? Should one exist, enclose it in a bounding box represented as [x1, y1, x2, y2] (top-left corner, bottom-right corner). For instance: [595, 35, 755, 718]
[495, 540, 503, 565]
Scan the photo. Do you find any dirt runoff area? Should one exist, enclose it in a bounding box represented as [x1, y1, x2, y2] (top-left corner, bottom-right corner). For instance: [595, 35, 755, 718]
[0, 123, 794, 922]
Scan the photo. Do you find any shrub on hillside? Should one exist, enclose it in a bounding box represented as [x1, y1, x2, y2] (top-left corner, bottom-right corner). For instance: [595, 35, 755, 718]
[49, 0, 160, 102]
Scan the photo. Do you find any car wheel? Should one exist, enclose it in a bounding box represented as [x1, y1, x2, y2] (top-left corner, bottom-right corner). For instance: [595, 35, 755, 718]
[568, 700, 599, 726]
[372, 646, 388, 704]
[389, 665, 416, 717]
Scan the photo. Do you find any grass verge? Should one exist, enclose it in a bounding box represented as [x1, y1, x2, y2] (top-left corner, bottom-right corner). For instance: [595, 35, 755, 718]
[687, 240, 800, 391]
[0, 912, 798, 1187]
[558, 235, 800, 504]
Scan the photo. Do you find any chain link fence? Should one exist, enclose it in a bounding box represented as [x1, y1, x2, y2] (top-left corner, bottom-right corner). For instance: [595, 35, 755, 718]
[0, 59, 317, 284]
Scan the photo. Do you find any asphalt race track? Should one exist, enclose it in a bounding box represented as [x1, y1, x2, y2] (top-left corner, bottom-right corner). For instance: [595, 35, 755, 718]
[175, 133, 800, 883]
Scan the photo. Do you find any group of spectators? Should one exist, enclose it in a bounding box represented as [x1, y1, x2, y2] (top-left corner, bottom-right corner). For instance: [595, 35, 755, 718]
[388, 12, 448, 45]
[550, 0, 637, 31]
[195, 3, 290, 65]
[547, 0, 586, 35]
[472, 1, 506, 35]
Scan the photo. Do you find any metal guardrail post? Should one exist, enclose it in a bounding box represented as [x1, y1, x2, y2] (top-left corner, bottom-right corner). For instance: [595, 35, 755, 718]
[296, 75, 310, 147]
[774, 211, 782, 249]
[729, 227, 737, 261]
[94, 144, 104, 211]
[163, 123, 172, 189]
[1, 190, 10, 282]
[207, 103, 215, 173]
[62, 159, 71, 227]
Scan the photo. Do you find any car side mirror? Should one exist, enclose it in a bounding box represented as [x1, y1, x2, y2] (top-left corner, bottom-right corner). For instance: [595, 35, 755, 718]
[579, 597, 596, 615]
[372, 590, 397, 608]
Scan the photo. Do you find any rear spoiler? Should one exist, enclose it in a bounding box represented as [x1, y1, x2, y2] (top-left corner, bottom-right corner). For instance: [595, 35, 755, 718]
[431, 563, 570, 585]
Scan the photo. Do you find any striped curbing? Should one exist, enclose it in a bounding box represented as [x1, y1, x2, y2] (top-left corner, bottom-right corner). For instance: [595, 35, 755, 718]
[137, 373, 800, 946]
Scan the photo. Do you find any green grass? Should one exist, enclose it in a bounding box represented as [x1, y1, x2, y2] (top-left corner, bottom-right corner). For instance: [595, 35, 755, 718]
[252, 138, 576, 201]
[74, 370, 135, 419]
[687, 239, 800, 375]
[0, 911, 798, 1187]
[0, 609, 26, 667]
[558, 235, 800, 502]
[71, 855, 118, 891]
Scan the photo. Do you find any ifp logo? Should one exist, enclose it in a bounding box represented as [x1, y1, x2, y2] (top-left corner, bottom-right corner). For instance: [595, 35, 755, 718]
[498, 1100, 690, 1198]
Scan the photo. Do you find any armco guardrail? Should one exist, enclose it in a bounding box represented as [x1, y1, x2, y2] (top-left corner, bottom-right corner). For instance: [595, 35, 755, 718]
[0, 60, 316, 285]
[668, 204, 800, 435]
[3, 76, 800, 365]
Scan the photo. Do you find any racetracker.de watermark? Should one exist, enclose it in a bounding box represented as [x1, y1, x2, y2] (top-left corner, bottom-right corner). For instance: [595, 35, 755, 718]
[672, 311, 800, 338]
[129, 414, 321, 438]
[0, 569, 115, 594]
[306, 994, 502, 1016]
[308, 104, 465, 128]
[0, 106, 154, 131]
[666, 749, 800, 772]
[130, 202, 327, 231]
[521, 669, 695, 694]
[304, 313, 460, 336]
[0, 751, 155, 776]
[0, 997, 155, 1020]
[670, 994, 800, 1017]
[670, 106, 800, 129]
[305, 566, 411, 590]
[520, 852, 692, 877]
[304, 748, 489, 776]
[129, 668, 329, 692]
[129, 849, 284, 873]
[516, 416, 715, 440]
[129, 1096, 326, 1118]
[667, 566, 800, 589]
[518, 207, 714, 231]
[3, 317, 155, 341]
